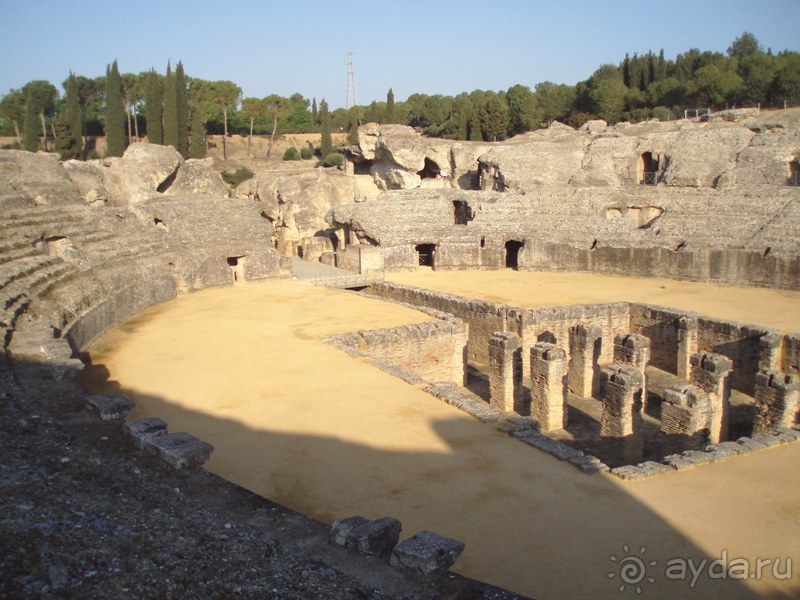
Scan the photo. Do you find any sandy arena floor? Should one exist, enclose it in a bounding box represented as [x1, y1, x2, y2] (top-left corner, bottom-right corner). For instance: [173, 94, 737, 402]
[84, 272, 800, 599]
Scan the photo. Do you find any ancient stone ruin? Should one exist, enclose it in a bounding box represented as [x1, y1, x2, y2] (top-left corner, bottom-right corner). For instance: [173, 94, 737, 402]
[2, 108, 800, 595]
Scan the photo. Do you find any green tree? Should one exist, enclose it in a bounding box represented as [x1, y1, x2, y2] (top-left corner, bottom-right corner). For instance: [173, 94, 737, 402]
[56, 73, 83, 160]
[175, 61, 189, 157]
[145, 69, 163, 144]
[347, 107, 360, 144]
[311, 97, 318, 125]
[773, 52, 800, 105]
[0, 89, 26, 141]
[693, 64, 742, 107]
[584, 65, 627, 122]
[506, 84, 538, 135]
[264, 94, 292, 157]
[728, 32, 762, 62]
[319, 98, 332, 157]
[74, 75, 103, 142]
[534, 81, 575, 124]
[189, 108, 206, 158]
[163, 62, 178, 150]
[104, 61, 126, 157]
[210, 80, 241, 160]
[22, 80, 58, 151]
[468, 110, 482, 141]
[121, 72, 144, 143]
[240, 97, 264, 157]
[386, 88, 396, 124]
[22, 93, 38, 151]
[737, 53, 776, 105]
[479, 95, 509, 141]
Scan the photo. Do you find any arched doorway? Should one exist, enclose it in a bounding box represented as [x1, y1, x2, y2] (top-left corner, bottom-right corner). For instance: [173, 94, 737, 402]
[415, 244, 436, 267]
[639, 152, 659, 185]
[505, 240, 523, 269]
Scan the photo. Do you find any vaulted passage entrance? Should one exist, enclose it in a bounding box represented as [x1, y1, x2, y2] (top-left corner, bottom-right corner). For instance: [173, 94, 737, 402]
[505, 240, 524, 269]
[415, 244, 436, 267]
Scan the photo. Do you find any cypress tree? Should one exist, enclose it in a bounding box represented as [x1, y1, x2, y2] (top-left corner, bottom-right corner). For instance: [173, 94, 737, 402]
[104, 61, 126, 157]
[319, 99, 332, 157]
[22, 94, 38, 151]
[386, 88, 396, 124]
[163, 62, 178, 150]
[311, 97, 318, 125]
[347, 110, 359, 145]
[175, 61, 188, 157]
[145, 69, 163, 144]
[56, 73, 83, 160]
[457, 110, 468, 141]
[189, 109, 206, 158]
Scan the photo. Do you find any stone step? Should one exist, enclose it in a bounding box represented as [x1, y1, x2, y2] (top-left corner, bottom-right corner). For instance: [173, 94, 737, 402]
[28, 262, 75, 299]
[0, 256, 62, 291]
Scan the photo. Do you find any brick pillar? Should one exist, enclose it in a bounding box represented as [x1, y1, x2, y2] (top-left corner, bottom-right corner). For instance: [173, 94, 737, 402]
[758, 333, 784, 373]
[676, 317, 698, 380]
[600, 365, 644, 465]
[568, 324, 602, 398]
[489, 332, 522, 413]
[530, 342, 568, 431]
[614, 333, 651, 412]
[660, 383, 711, 452]
[753, 371, 800, 433]
[690, 352, 733, 444]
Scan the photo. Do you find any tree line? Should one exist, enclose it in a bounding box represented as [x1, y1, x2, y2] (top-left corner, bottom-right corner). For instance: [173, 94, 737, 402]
[1, 32, 798, 160]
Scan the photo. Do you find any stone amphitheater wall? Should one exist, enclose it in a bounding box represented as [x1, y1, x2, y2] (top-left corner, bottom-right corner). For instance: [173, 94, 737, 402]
[521, 240, 800, 291]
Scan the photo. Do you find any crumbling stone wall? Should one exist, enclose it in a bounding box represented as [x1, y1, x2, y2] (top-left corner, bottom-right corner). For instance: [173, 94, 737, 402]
[753, 371, 800, 433]
[366, 283, 507, 366]
[530, 343, 568, 431]
[329, 317, 468, 385]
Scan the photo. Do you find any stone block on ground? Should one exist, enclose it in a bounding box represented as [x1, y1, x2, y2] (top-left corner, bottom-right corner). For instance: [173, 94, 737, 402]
[330, 516, 370, 547]
[390, 530, 465, 577]
[144, 431, 213, 469]
[349, 517, 402, 557]
[123, 417, 168, 449]
[85, 394, 134, 420]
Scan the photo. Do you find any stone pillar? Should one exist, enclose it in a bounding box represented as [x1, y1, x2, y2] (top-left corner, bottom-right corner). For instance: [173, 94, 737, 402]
[660, 383, 711, 452]
[488, 332, 522, 413]
[568, 324, 602, 398]
[676, 317, 698, 380]
[530, 342, 568, 431]
[690, 352, 733, 444]
[613, 333, 651, 412]
[753, 371, 800, 433]
[758, 333, 784, 373]
[600, 365, 644, 465]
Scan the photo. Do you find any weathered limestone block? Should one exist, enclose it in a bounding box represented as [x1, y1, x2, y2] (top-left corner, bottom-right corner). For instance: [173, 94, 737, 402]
[568, 324, 603, 398]
[144, 432, 213, 469]
[164, 157, 229, 197]
[530, 342, 568, 431]
[300, 235, 335, 262]
[85, 394, 134, 420]
[600, 365, 644, 465]
[370, 162, 422, 190]
[690, 352, 733, 443]
[676, 317, 698, 380]
[349, 517, 402, 558]
[123, 417, 168, 449]
[613, 333, 651, 411]
[660, 383, 711, 452]
[63, 159, 111, 206]
[753, 371, 800, 433]
[390, 530, 465, 576]
[488, 331, 522, 413]
[0, 150, 85, 208]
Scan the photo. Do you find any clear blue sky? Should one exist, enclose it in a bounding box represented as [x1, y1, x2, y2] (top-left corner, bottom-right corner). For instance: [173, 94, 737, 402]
[2, 0, 799, 108]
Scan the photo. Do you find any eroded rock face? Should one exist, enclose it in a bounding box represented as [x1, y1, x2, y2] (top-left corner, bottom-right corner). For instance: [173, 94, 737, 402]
[235, 168, 354, 252]
[0, 150, 84, 208]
